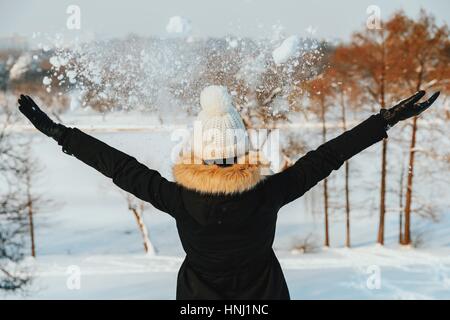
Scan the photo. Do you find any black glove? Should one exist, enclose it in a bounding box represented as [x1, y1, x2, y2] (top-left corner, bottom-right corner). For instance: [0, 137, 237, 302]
[380, 90, 440, 130]
[17, 95, 67, 142]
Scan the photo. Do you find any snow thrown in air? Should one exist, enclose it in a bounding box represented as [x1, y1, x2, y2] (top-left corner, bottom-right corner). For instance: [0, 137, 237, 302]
[272, 35, 301, 65]
[42, 76, 52, 85]
[36, 26, 324, 116]
[9, 53, 32, 80]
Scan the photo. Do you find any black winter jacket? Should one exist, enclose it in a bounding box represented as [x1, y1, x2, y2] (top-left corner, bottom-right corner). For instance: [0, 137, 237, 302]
[58, 114, 388, 299]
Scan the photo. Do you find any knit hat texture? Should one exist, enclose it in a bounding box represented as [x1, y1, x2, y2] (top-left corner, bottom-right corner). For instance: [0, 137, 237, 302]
[192, 85, 249, 162]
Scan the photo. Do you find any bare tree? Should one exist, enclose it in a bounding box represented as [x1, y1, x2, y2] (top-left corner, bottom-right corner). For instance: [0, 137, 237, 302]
[0, 209, 31, 291]
[0, 112, 32, 291]
[122, 193, 156, 255]
[20, 147, 54, 258]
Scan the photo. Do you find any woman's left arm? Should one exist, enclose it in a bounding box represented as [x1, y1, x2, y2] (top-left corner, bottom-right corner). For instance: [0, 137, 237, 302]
[270, 90, 440, 207]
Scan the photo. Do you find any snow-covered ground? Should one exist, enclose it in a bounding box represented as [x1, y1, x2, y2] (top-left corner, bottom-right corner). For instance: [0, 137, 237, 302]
[2, 111, 450, 300]
[5, 247, 450, 299]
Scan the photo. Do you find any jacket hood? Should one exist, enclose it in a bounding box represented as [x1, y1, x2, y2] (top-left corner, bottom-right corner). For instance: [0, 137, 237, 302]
[172, 152, 268, 194]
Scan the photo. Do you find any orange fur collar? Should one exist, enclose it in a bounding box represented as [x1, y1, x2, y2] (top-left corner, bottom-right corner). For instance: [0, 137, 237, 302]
[172, 153, 266, 194]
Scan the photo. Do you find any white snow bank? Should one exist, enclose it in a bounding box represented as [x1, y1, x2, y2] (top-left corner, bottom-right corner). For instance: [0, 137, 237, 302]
[272, 36, 301, 65]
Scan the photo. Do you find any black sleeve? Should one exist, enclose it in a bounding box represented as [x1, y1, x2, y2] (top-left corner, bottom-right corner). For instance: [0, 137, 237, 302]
[268, 114, 388, 207]
[58, 128, 182, 218]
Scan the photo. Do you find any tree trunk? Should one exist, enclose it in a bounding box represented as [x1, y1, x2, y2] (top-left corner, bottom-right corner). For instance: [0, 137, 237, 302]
[399, 162, 405, 244]
[340, 92, 351, 248]
[320, 98, 330, 247]
[27, 200, 36, 258]
[130, 205, 155, 255]
[323, 178, 330, 247]
[402, 76, 423, 246]
[377, 39, 388, 246]
[377, 139, 387, 245]
[26, 175, 36, 257]
[344, 161, 350, 248]
[403, 115, 418, 245]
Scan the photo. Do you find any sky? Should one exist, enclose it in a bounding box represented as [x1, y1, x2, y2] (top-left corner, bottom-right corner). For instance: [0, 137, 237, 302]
[0, 0, 449, 41]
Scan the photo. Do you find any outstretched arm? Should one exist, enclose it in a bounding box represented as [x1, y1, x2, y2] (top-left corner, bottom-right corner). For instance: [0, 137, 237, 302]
[270, 90, 440, 207]
[17, 95, 181, 218]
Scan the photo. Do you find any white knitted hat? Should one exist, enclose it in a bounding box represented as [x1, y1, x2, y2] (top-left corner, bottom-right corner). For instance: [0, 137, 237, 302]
[192, 85, 249, 162]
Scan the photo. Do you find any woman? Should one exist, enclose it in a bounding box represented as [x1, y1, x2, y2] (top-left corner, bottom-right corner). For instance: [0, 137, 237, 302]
[17, 86, 439, 299]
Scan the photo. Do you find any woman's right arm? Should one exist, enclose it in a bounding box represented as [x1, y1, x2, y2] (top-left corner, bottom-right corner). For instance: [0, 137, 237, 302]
[17, 95, 182, 218]
[58, 127, 181, 216]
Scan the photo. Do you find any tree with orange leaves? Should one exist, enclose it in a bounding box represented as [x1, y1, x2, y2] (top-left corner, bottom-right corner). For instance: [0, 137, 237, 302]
[326, 48, 365, 247]
[386, 10, 450, 245]
[342, 22, 401, 245]
[329, 10, 448, 246]
[302, 72, 336, 247]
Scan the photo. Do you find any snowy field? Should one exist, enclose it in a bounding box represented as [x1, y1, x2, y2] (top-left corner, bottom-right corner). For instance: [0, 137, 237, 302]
[5, 248, 450, 300]
[2, 111, 450, 300]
